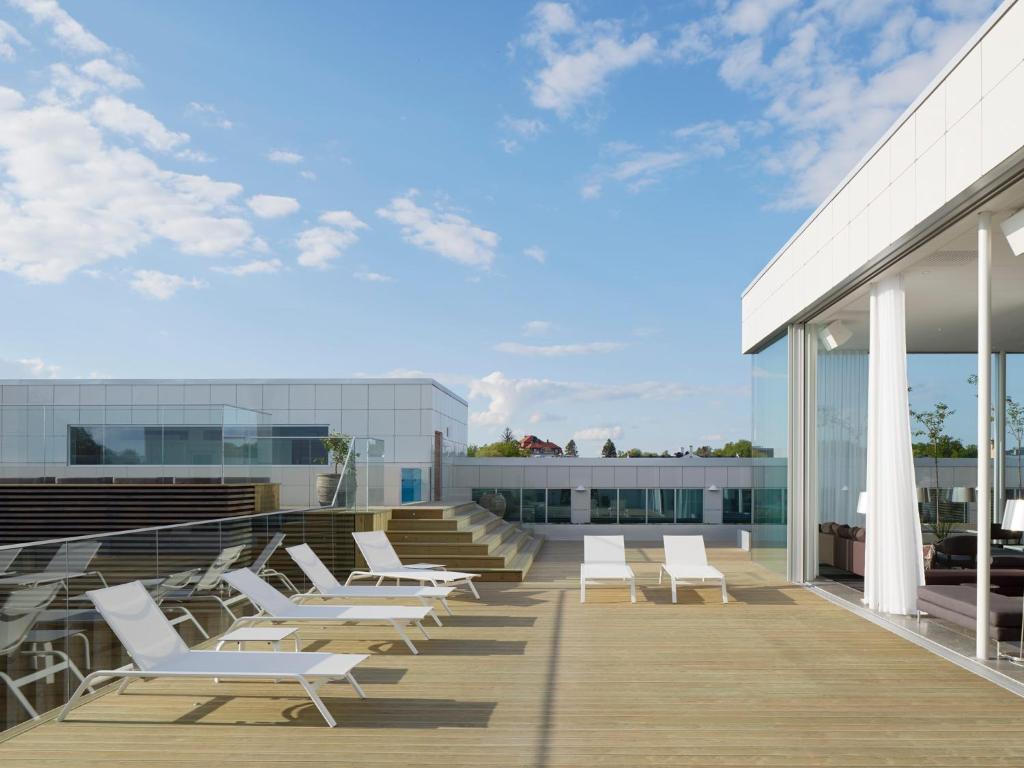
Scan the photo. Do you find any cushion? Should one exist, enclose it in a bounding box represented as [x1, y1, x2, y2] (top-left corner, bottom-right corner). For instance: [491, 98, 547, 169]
[917, 585, 1023, 628]
[853, 527, 866, 542]
[836, 524, 852, 539]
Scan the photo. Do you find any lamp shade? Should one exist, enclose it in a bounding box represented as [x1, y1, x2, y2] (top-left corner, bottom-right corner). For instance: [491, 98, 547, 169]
[707, 484, 720, 492]
[856, 491, 867, 516]
[574, 485, 586, 493]
[1002, 500, 1024, 532]
[951, 486, 976, 503]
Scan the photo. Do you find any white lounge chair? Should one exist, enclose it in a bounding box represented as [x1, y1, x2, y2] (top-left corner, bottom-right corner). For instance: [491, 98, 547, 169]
[287, 543, 455, 625]
[222, 568, 433, 655]
[0, 541, 107, 590]
[580, 535, 636, 604]
[348, 531, 481, 599]
[0, 546, 21, 576]
[660, 535, 728, 604]
[58, 581, 367, 728]
[249, 532, 298, 593]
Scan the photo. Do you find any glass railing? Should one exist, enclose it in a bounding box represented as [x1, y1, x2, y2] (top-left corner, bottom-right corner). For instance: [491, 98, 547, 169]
[0, 504, 367, 733]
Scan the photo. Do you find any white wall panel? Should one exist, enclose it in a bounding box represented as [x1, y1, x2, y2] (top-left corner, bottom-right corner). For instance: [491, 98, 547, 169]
[981, 0, 1024, 94]
[981, 62, 1024, 173]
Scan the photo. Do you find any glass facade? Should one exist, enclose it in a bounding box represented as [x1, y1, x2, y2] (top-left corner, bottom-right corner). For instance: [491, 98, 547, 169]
[752, 333, 790, 575]
[470, 486, 715, 525]
[69, 422, 329, 466]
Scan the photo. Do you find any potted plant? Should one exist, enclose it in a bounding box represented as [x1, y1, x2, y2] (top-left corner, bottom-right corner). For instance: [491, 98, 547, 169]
[316, 432, 351, 507]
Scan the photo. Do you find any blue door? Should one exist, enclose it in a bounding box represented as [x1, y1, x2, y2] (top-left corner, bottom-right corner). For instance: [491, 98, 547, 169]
[401, 468, 422, 503]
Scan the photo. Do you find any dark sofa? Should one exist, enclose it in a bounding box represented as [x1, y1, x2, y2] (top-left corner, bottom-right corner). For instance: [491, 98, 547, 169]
[818, 522, 865, 576]
[917, 584, 1024, 643]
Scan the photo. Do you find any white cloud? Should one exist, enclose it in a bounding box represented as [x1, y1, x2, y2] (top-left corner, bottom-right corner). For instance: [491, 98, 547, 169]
[246, 194, 300, 219]
[187, 101, 232, 130]
[376, 190, 498, 268]
[299, 170, 316, 181]
[522, 320, 551, 336]
[583, 147, 686, 198]
[268, 149, 303, 164]
[11, 0, 108, 54]
[90, 95, 189, 151]
[499, 115, 547, 152]
[722, 0, 799, 36]
[494, 341, 624, 357]
[678, 1, 998, 209]
[0, 356, 61, 378]
[295, 210, 367, 269]
[672, 120, 743, 157]
[468, 370, 698, 427]
[0, 19, 29, 60]
[572, 425, 623, 441]
[80, 58, 141, 90]
[354, 270, 394, 282]
[521, 2, 658, 117]
[211, 258, 282, 276]
[320, 210, 367, 229]
[523, 245, 546, 263]
[130, 269, 205, 300]
[0, 84, 254, 282]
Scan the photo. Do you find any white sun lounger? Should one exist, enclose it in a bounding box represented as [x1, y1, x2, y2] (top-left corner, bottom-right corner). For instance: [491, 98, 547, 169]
[580, 535, 636, 604]
[660, 535, 728, 604]
[222, 568, 433, 655]
[348, 531, 481, 599]
[58, 581, 368, 728]
[286, 543, 455, 625]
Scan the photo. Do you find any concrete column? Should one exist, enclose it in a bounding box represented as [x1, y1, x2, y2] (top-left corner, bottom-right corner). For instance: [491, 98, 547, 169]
[977, 211, 993, 660]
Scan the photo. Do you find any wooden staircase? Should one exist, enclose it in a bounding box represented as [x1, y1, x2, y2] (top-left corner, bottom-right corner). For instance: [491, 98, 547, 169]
[386, 502, 544, 582]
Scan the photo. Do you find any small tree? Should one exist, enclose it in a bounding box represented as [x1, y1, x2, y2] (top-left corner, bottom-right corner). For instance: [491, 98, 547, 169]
[1008, 396, 1024, 494]
[320, 432, 351, 475]
[564, 439, 578, 457]
[500, 427, 517, 445]
[466, 444, 479, 457]
[910, 402, 954, 539]
[601, 438, 617, 458]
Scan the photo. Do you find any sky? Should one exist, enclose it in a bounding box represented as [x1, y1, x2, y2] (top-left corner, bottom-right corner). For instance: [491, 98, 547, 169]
[0, 0, 1003, 456]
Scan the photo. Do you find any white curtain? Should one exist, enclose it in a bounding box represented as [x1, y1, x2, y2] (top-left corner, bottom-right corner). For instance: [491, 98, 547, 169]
[864, 275, 924, 615]
[816, 350, 869, 525]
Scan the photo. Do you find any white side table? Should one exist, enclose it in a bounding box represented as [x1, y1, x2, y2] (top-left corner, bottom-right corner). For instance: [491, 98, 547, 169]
[215, 627, 300, 652]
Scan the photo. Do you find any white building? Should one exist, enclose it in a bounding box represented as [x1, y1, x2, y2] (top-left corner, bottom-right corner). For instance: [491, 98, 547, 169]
[0, 378, 468, 507]
[741, 1, 1024, 657]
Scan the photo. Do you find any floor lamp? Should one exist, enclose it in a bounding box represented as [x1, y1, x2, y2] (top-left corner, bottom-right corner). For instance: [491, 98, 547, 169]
[1000, 499, 1024, 662]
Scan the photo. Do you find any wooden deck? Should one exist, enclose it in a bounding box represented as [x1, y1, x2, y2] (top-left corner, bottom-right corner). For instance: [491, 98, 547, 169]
[4, 542, 1024, 766]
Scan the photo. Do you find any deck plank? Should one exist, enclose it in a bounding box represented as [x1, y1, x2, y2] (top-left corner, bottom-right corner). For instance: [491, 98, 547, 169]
[3, 543, 1024, 767]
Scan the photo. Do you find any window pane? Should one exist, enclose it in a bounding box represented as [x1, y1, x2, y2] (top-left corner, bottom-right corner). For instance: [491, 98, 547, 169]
[618, 489, 646, 524]
[522, 489, 545, 522]
[69, 426, 103, 465]
[677, 489, 704, 523]
[723, 488, 752, 524]
[163, 426, 222, 465]
[547, 489, 571, 523]
[497, 488, 521, 522]
[102, 426, 140, 465]
[590, 489, 616, 523]
[648, 488, 675, 523]
[270, 425, 329, 437]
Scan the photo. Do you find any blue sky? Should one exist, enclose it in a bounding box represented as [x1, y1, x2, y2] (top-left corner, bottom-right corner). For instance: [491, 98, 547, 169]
[0, 0, 1001, 455]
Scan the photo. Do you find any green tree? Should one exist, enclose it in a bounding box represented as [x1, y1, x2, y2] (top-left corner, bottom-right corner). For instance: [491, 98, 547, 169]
[500, 427, 517, 444]
[319, 432, 351, 474]
[693, 445, 714, 458]
[1008, 396, 1024, 494]
[476, 441, 527, 457]
[601, 438, 617, 458]
[564, 439, 578, 457]
[911, 402, 955, 539]
[713, 439, 753, 458]
[466, 444, 479, 457]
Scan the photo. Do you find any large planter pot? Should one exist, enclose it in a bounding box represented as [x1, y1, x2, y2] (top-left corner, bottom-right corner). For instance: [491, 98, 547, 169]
[316, 474, 341, 507]
[479, 492, 506, 516]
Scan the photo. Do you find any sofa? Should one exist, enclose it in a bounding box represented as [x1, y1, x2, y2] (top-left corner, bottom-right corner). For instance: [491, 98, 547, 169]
[917, 584, 1024, 644]
[818, 522, 866, 576]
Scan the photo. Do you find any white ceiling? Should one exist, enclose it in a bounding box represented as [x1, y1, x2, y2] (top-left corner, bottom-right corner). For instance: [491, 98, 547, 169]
[814, 177, 1024, 353]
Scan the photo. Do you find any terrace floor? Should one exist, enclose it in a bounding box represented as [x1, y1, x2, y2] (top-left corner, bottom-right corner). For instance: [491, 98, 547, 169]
[5, 542, 1024, 766]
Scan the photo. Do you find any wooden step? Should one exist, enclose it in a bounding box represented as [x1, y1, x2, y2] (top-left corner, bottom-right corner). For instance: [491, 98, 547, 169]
[390, 507, 449, 521]
[393, 541, 492, 556]
[386, 530, 475, 543]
